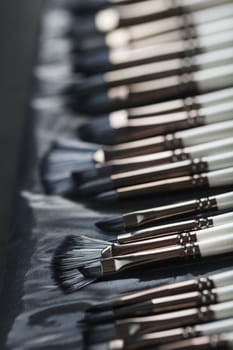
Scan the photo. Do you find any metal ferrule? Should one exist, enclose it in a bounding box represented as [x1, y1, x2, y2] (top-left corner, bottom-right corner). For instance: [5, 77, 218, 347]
[123, 196, 216, 229]
[118, 173, 209, 200]
[104, 133, 184, 161]
[115, 306, 214, 338]
[101, 241, 201, 275]
[103, 232, 196, 257]
[117, 216, 213, 244]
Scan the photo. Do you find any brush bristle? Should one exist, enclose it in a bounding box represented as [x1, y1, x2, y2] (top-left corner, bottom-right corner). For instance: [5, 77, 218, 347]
[84, 323, 117, 345]
[78, 177, 114, 196]
[95, 216, 125, 233]
[79, 117, 117, 145]
[94, 190, 119, 202]
[40, 139, 98, 194]
[72, 164, 112, 183]
[85, 309, 114, 324]
[52, 235, 108, 292]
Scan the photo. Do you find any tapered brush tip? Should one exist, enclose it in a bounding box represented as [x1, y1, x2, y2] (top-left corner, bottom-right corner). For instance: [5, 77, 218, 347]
[94, 190, 119, 202]
[95, 215, 125, 233]
[78, 117, 117, 145]
[78, 177, 114, 196]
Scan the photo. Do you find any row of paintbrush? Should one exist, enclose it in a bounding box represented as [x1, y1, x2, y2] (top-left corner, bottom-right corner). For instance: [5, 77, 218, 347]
[53, 191, 233, 291]
[43, 117, 233, 200]
[82, 270, 233, 350]
[40, 1, 233, 114]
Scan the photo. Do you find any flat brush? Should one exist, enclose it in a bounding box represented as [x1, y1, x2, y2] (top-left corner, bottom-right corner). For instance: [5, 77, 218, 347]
[92, 120, 233, 162]
[115, 211, 233, 244]
[85, 283, 233, 324]
[78, 151, 233, 196]
[76, 27, 233, 74]
[70, 46, 233, 98]
[79, 90, 233, 145]
[72, 0, 233, 35]
[76, 62, 233, 114]
[87, 318, 233, 350]
[53, 228, 233, 292]
[96, 190, 233, 232]
[86, 300, 233, 342]
[95, 166, 233, 202]
[86, 270, 233, 313]
[156, 332, 233, 350]
[75, 137, 233, 183]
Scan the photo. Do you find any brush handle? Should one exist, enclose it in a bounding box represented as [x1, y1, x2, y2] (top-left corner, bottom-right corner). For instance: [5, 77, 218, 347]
[116, 306, 215, 338]
[116, 301, 233, 338]
[117, 168, 233, 200]
[156, 334, 231, 350]
[82, 63, 233, 114]
[123, 196, 218, 229]
[114, 285, 233, 320]
[104, 120, 233, 160]
[118, 217, 213, 243]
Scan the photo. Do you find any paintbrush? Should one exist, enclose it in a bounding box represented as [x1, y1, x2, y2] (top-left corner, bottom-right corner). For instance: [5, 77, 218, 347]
[87, 318, 233, 350]
[79, 88, 233, 145]
[85, 300, 233, 343]
[156, 332, 233, 350]
[67, 0, 233, 36]
[111, 211, 233, 244]
[52, 227, 233, 292]
[95, 166, 233, 202]
[74, 137, 233, 184]
[70, 46, 233, 98]
[57, 213, 233, 268]
[86, 270, 233, 314]
[75, 62, 233, 114]
[88, 120, 233, 162]
[70, 2, 233, 40]
[77, 151, 233, 196]
[84, 284, 233, 325]
[75, 26, 233, 74]
[96, 190, 233, 232]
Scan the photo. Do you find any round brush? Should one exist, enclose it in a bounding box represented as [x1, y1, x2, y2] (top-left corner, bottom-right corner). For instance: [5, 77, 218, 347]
[76, 26, 233, 74]
[76, 62, 233, 114]
[79, 89, 233, 145]
[87, 318, 233, 350]
[74, 137, 233, 185]
[70, 46, 233, 98]
[86, 301, 233, 343]
[78, 151, 233, 196]
[95, 166, 233, 202]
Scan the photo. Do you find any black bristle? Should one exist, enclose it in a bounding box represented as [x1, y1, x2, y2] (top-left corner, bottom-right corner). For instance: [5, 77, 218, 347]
[78, 177, 114, 196]
[96, 215, 125, 233]
[78, 116, 117, 145]
[86, 302, 113, 313]
[72, 164, 112, 184]
[40, 138, 99, 194]
[51, 235, 108, 293]
[94, 190, 119, 202]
